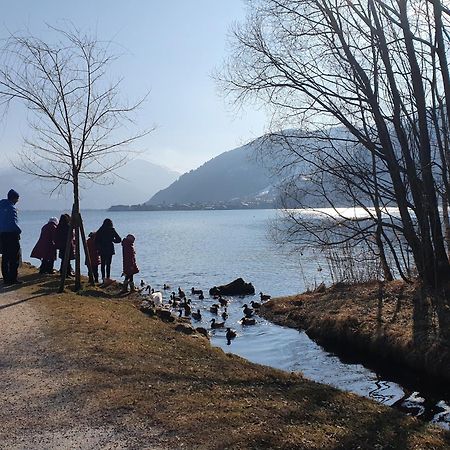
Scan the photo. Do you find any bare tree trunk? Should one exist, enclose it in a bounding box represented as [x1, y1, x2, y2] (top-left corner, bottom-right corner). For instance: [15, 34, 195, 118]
[79, 215, 94, 285]
[58, 204, 75, 293]
[399, 1, 450, 287]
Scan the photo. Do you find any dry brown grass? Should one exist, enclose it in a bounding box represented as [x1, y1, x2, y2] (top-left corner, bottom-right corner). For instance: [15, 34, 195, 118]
[2, 265, 449, 449]
[261, 280, 450, 382]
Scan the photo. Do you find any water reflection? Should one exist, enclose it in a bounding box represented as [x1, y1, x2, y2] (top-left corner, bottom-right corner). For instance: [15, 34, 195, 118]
[188, 293, 450, 429]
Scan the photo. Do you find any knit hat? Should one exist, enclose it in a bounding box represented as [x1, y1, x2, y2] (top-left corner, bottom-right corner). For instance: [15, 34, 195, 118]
[7, 189, 19, 200]
[48, 217, 59, 225]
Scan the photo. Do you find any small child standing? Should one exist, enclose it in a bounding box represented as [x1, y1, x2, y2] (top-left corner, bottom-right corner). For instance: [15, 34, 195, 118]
[86, 232, 100, 283]
[121, 234, 139, 292]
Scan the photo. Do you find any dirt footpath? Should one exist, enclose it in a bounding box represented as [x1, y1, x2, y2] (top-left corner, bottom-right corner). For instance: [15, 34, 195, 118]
[1, 265, 449, 450]
[0, 270, 167, 450]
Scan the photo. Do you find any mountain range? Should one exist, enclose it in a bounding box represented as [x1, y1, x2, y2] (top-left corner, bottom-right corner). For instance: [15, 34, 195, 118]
[139, 139, 280, 209]
[0, 159, 179, 211]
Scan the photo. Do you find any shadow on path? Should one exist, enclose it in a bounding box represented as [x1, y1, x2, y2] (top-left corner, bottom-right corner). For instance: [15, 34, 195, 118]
[0, 292, 47, 311]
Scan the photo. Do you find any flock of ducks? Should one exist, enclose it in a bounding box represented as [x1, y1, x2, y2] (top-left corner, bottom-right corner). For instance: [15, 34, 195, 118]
[139, 281, 271, 345]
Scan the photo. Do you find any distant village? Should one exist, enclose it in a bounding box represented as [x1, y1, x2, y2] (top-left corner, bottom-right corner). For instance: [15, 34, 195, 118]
[108, 198, 277, 212]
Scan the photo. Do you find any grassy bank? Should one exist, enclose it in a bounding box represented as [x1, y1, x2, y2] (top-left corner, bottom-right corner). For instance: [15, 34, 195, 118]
[2, 266, 449, 449]
[260, 280, 450, 383]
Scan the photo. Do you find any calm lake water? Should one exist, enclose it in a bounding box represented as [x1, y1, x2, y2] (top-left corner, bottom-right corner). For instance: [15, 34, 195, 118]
[17, 209, 450, 429]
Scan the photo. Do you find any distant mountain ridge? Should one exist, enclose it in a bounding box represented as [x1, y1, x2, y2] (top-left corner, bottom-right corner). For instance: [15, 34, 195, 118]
[145, 140, 278, 206]
[0, 159, 179, 210]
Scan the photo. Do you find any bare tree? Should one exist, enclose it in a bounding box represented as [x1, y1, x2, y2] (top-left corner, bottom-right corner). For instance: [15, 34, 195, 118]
[0, 26, 150, 291]
[220, 0, 450, 280]
[220, 0, 450, 333]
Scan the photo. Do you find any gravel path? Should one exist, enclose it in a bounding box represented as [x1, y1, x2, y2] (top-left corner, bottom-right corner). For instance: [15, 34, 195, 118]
[0, 279, 166, 450]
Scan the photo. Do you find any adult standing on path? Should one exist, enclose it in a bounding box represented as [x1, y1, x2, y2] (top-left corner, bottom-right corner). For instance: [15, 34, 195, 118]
[0, 189, 22, 285]
[95, 218, 121, 284]
[30, 217, 59, 274]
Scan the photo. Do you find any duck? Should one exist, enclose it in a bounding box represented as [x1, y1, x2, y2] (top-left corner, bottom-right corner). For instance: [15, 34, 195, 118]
[192, 309, 202, 321]
[226, 328, 237, 344]
[250, 300, 261, 309]
[242, 304, 254, 317]
[198, 293, 204, 300]
[196, 327, 209, 338]
[163, 283, 171, 290]
[218, 296, 228, 307]
[221, 308, 228, 321]
[241, 316, 256, 326]
[183, 302, 191, 316]
[178, 287, 186, 299]
[260, 292, 271, 301]
[140, 280, 146, 288]
[191, 287, 203, 295]
[210, 318, 225, 329]
[210, 304, 220, 314]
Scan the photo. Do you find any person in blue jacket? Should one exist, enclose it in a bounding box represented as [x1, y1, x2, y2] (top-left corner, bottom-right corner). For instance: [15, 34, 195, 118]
[0, 189, 22, 285]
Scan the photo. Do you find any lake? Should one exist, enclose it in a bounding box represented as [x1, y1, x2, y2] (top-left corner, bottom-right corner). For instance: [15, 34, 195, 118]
[19, 209, 326, 295]
[15, 208, 450, 428]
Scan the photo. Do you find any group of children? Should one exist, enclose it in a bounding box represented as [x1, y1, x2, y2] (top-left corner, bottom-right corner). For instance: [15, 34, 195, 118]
[31, 216, 139, 292]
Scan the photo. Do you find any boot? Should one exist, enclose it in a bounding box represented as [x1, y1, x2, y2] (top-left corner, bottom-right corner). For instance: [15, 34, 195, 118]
[129, 281, 136, 292]
[120, 280, 129, 293]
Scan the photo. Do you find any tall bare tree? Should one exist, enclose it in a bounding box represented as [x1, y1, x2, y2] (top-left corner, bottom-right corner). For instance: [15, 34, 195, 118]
[220, 0, 450, 333]
[0, 26, 149, 291]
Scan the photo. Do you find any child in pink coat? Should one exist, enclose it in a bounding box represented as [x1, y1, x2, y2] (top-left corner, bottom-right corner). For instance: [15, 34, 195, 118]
[121, 234, 139, 292]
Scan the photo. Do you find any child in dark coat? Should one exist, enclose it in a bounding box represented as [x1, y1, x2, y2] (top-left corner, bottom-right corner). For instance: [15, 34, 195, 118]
[30, 217, 58, 274]
[121, 234, 139, 293]
[86, 232, 101, 283]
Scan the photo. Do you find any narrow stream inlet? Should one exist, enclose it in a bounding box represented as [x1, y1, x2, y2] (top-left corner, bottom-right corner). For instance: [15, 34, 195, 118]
[182, 293, 450, 430]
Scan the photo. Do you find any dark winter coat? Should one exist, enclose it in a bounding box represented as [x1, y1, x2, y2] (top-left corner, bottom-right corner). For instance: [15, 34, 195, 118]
[54, 221, 75, 260]
[95, 226, 121, 257]
[30, 221, 58, 261]
[0, 198, 21, 234]
[86, 235, 101, 267]
[122, 237, 139, 277]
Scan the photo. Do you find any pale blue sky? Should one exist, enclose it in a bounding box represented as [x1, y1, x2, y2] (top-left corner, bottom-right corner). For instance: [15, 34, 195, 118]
[0, 0, 266, 172]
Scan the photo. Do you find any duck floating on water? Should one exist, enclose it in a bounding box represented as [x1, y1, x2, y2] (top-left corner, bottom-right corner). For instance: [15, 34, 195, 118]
[241, 316, 256, 326]
[260, 292, 271, 301]
[250, 300, 261, 309]
[210, 318, 225, 329]
[192, 309, 202, 321]
[242, 304, 254, 317]
[226, 327, 237, 345]
[210, 304, 220, 314]
[221, 308, 228, 320]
